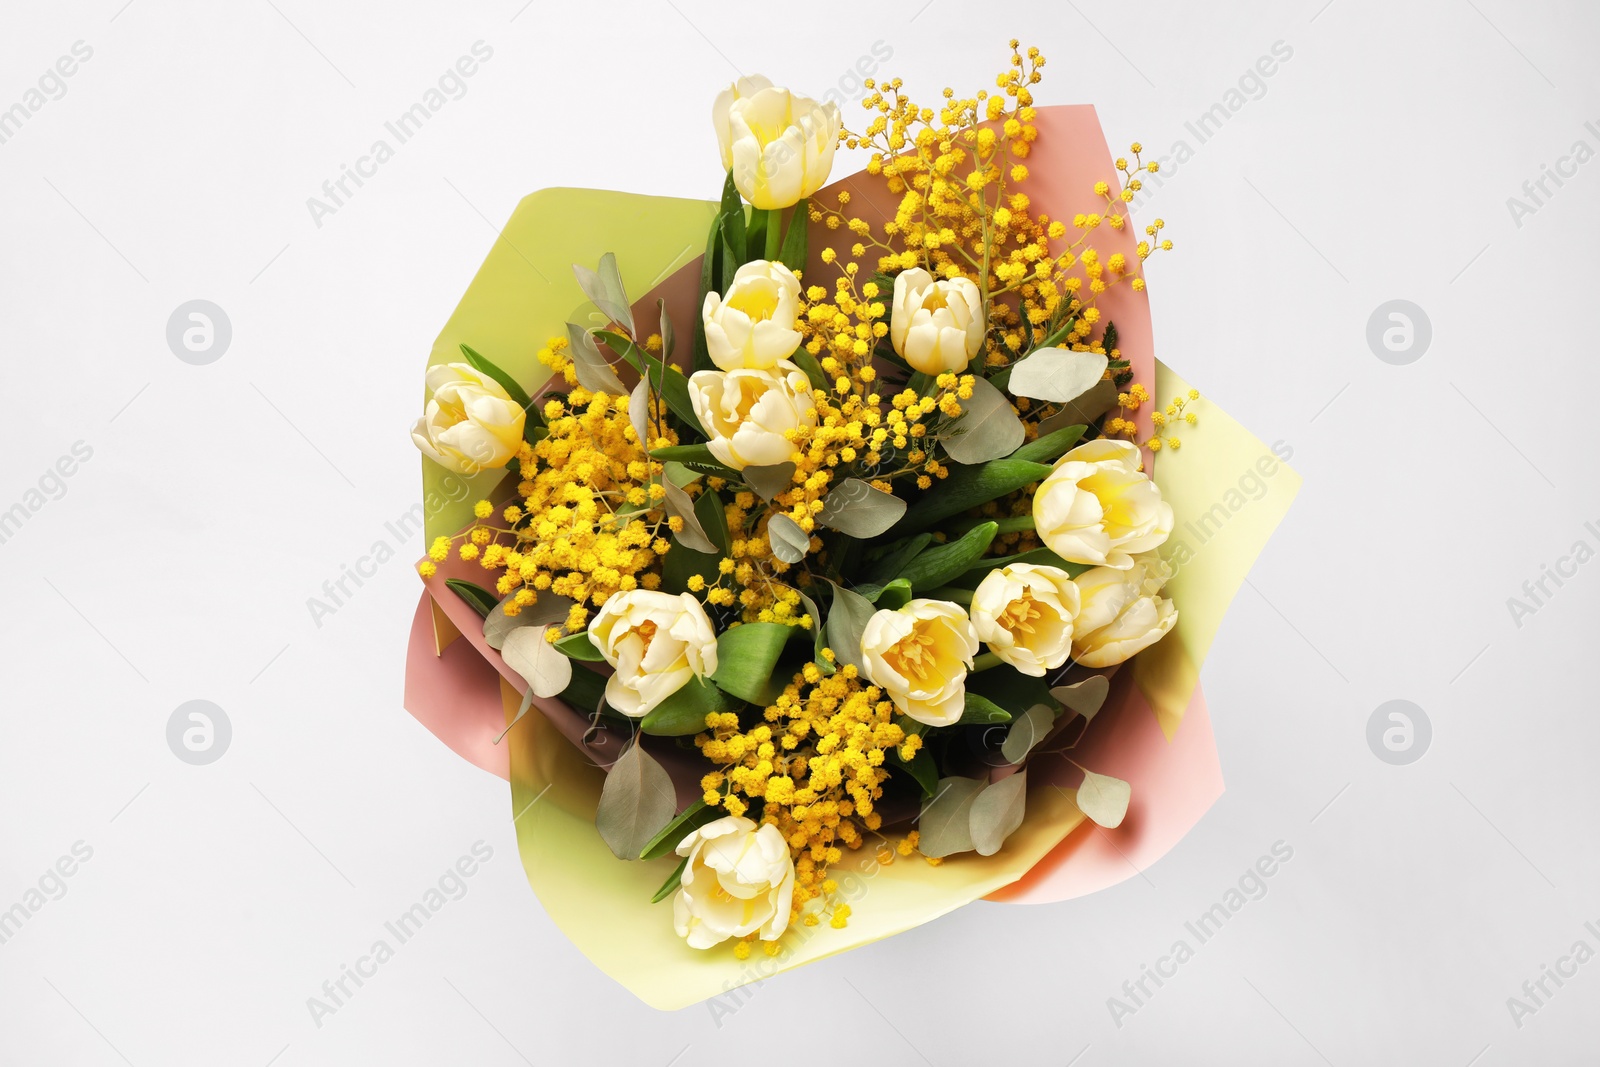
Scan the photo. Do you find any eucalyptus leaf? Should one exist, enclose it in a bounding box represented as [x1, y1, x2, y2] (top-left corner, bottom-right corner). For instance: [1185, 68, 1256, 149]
[483, 592, 574, 650]
[744, 461, 796, 501]
[1009, 349, 1109, 404]
[817, 478, 906, 538]
[969, 769, 1027, 856]
[1051, 675, 1110, 723]
[494, 687, 537, 745]
[1040, 377, 1118, 432]
[571, 252, 635, 335]
[595, 740, 676, 860]
[768, 513, 809, 564]
[798, 591, 832, 674]
[942, 376, 1025, 464]
[824, 581, 876, 673]
[500, 626, 573, 699]
[629, 378, 651, 450]
[1075, 768, 1131, 828]
[657, 298, 675, 362]
[917, 776, 987, 858]
[661, 478, 716, 553]
[565, 322, 627, 395]
[1001, 704, 1058, 764]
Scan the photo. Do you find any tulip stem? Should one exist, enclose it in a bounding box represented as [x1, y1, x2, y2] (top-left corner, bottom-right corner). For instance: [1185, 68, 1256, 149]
[764, 208, 783, 261]
[972, 652, 1004, 672]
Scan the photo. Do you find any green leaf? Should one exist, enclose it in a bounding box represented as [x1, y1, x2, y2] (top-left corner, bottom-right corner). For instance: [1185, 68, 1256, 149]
[459, 343, 534, 414]
[745, 207, 770, 263]
[967, 665, 1058, 718]
[595, 740, 676, 860]
[596, 329, 701, 431]
[918, 776, 986, 858]
[558, 663, 608, 713]
[650, 856, 688, 903]
[663, 489, 728, 595]
[969, 770, 1027, 856]
[789, 349, 829, 392]
[824, 580, 877, 673]
[778, 198, 809, 273]
[1001, 704, 1058, 764]
[862, 533, 934, 585]
[445, 579, 498, 618]
[817, 478, 906, 538]
[639, 799, 720, 860]
[649, 444, 737, 477]
[875, 578, 913, 611]
[890, 747, 938, 797]
[712, 623, 796, 705]
[553, 631, 606, 662]
[942, 376, 1025, 465]
[958, 692, 1013, 725]
[640, 676, 734, 736]
[1008, 424, 1087, 465]
[891, 459, 1054, 534]
[947, 547, 1088, 589]
[718, 171, 746, 269]
[768, 514, 810, 564]
[900, 522, 999, 592]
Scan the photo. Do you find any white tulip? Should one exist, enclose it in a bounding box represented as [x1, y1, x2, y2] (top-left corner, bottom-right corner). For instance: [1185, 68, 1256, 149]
[970, 563, 1082, 677]
[1070, 555, 1178, 668]
[715, 80, 841, 210]
[889, 268, 986, 375]
[588, 590, 718, 718]
[702, 259, 805, 372]
[861, 599, 979, 727]
[410, 363, 525, 475]
[673, 815, 795, 949]
[1033, 439, 1174, 570]
[688, 365, 815, 471]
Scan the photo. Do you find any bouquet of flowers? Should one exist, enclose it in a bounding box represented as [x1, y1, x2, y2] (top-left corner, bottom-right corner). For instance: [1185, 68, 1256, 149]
[403, 43, 1298, 1008]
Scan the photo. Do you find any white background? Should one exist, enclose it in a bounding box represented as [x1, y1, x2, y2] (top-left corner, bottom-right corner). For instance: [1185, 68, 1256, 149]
[2, 0, 1597, 1063]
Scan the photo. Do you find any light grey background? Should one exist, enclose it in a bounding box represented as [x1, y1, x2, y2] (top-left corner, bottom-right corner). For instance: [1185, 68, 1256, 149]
[2, 0, 1596, 1063]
